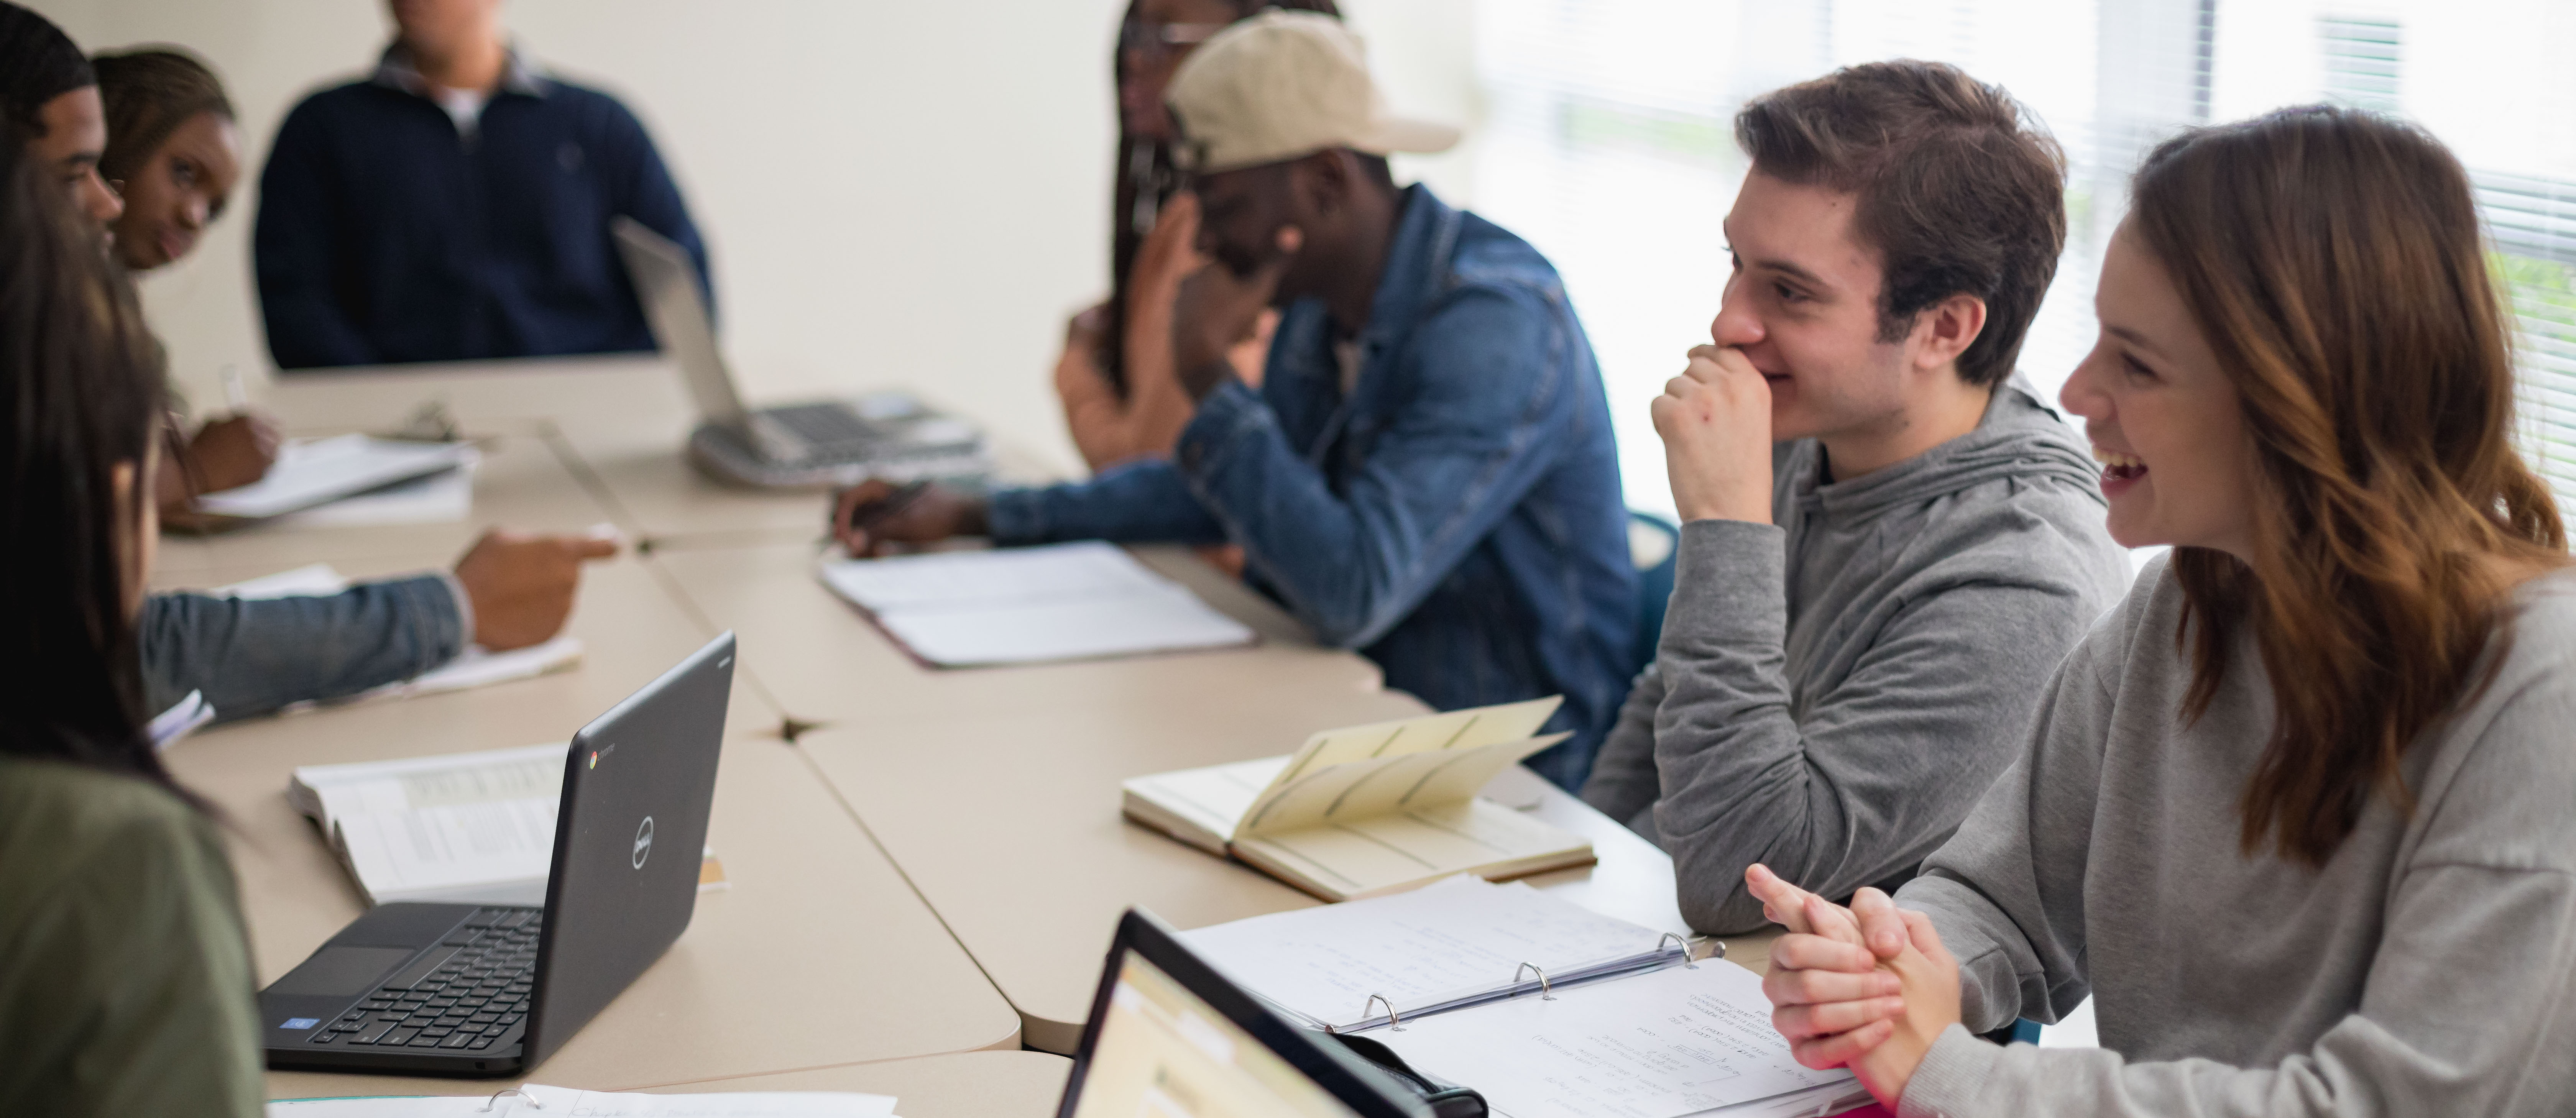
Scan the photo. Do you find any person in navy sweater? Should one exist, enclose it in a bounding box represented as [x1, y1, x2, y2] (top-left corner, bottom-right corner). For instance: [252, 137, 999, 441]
[255, 0, 708, 369]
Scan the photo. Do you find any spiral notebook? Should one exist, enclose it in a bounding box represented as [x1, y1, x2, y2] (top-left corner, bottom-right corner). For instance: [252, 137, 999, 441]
[1181, 877, 1868, 1118]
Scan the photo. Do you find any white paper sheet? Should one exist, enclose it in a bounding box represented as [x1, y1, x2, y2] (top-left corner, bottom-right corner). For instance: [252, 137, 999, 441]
[1372, 959, 1856, 1118]
[266, 1082, 897, 1117]
[1181, 875, 1674, 1030]
[197, 434, 476, 519]
[273, 454, 478, 527]
[817, 542, 1254, 667]
[215, 566, 585, 706]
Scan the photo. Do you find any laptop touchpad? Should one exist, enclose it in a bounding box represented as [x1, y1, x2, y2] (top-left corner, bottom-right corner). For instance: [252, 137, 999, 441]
[268, 946, 416, 997]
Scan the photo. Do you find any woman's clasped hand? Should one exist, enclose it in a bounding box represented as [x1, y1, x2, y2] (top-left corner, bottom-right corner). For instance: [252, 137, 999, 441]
[1748, 863, 1963, 1107]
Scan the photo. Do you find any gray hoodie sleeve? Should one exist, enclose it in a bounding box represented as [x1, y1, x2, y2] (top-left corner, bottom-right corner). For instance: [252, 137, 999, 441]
[1579, 662, 1666, 833]
[140, 574, 472, 723]
[1648, 519, 2109, 934]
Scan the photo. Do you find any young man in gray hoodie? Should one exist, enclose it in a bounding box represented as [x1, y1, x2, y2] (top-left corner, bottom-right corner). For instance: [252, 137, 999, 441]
[1581, 61, 2131, 936]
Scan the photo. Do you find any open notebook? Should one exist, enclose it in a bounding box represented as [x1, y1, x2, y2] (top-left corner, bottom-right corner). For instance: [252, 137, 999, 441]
[288, 743, 726, 907]
[1184, 876, 1869, 1118]
[197, 433, 476, 520]
[816, 541, 1255, 667]
[1121, 697, 1594, 901]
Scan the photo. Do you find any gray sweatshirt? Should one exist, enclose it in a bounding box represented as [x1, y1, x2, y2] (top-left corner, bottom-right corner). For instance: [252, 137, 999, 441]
[1582, 381, 2130, 934]
[1896, 557, 2576, 1118]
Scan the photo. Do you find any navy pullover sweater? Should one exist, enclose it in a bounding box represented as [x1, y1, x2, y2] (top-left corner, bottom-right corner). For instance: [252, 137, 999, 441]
[255, 54, 708, 369]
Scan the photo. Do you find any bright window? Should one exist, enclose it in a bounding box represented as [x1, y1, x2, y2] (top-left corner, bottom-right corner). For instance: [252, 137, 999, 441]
[1474, 0, 2576, 523]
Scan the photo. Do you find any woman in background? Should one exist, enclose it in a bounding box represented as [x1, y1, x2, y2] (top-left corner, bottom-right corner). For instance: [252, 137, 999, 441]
[0, 126, 263, 1118]
[92, 46, 277, 517]
[1751, 105, 2576, 1117]
[1051, 0, 1340, 471]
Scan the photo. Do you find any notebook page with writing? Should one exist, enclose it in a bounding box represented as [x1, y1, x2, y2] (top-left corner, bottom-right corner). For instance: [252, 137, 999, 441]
[1180, 875, 1683, 1031]
[1370, 959, 1859, 1118]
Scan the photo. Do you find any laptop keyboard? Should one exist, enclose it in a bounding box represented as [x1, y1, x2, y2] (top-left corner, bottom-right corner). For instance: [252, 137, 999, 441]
[767, 402, 879, 448]
[309, 908, 542, 1053]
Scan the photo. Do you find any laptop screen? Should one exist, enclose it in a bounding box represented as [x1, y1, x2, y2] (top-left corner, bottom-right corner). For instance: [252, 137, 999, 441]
[1071, 949, 1365, 1118]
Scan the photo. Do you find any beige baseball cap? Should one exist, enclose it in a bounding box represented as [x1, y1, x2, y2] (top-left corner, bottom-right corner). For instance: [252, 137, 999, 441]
[1164, 10, 1460, 176]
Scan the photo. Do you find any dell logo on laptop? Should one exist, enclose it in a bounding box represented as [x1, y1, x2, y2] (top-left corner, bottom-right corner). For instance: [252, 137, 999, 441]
[632, 816, 655, 869]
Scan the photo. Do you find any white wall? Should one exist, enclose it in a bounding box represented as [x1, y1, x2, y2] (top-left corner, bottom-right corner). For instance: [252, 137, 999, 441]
[27, 0, 1475, 476]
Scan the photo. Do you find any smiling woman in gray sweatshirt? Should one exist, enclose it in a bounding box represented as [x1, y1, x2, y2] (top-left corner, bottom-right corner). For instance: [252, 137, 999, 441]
[1754, 107, 2576, 1118]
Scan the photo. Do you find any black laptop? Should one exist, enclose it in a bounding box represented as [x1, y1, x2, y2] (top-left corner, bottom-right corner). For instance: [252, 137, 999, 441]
[1055, 909, 1423, 1118]
[258, 633, 736, 1077]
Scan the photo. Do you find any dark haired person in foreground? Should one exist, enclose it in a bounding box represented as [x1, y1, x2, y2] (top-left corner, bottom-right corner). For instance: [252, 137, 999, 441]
[1756, 106, 2576, 1117]
[1579, 61, 2129, 932]
[834, 12, 1635, 789]
[0, 132, 262, 1118]
[255, 0, 706, 368]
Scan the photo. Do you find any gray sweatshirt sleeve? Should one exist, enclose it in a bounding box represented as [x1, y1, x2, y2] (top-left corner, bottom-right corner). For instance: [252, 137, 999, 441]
[1896, 599, 2576, 1117]
[139, 574, 472, 723]
[1579, 662, 1666, 835]
[1650, 519, 2107, 934]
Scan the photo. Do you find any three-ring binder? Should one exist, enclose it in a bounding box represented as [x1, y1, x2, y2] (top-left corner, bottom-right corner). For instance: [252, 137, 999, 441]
[479, 1087, 543, 1112]
[1343, 930, 1707, 1028]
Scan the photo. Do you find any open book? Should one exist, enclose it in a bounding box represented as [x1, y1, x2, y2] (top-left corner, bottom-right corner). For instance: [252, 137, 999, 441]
[1120, 697, 1594, 901]
[288, 743, 725, 908]
[1183, 876, 1868, 1118]
[816, 541, 1255, 668]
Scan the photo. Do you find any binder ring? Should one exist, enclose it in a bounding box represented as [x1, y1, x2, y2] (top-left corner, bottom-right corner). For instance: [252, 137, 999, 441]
[1658, 931, 1702, 969]
[1364, 993, 1404, 1031]
[1515, 962, 1556, 1000]
[480, 1087, 544, 1111]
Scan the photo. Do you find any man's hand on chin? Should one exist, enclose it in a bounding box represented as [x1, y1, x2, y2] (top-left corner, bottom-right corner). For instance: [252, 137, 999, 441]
[1652, 344, 1776, 524]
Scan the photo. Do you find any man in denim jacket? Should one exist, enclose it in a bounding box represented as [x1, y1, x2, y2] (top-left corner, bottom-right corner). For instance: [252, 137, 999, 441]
[836, 12, 1633, 787]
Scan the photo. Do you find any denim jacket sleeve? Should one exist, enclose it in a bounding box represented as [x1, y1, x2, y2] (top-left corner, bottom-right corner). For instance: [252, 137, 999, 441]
[984, 455, 1229, 545]
[1168, 284, 1574, 650]
[138, 574, 472, 723]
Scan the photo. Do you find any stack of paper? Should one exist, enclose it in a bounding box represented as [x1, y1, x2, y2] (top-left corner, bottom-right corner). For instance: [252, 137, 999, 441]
[816, 541, 1255, 667]
[197, 434, 476, 520]
[287, 744, 726, 908]
[267, 1082, 898, 1116]
[1181, 875, 1865, 1118]
[217, 564, 585, 710]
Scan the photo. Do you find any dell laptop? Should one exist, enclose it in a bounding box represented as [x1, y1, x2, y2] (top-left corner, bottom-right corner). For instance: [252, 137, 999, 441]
[1056, 909, 1426, 1118]
[258, 633, 736, 1077]
[611, 217, 991, 488]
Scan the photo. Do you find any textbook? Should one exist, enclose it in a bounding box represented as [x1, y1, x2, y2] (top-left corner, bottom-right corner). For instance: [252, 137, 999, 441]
[1119, 697, 1595, 901]
[816, 540, 1255, 668]
[287, 744, 726, 908]
[1184, 876, 1869, 1118]
[264, 1082, 897, 1116]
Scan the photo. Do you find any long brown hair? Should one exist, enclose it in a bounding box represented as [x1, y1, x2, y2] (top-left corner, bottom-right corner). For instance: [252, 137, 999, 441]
[0, 123, 186, 799]
[2131, 106, 2568, 866]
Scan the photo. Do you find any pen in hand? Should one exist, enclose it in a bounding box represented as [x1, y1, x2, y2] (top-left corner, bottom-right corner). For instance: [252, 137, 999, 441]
[838, 480, 932, 547]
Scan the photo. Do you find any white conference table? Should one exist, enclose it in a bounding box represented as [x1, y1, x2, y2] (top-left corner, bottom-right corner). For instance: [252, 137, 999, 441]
[156, 505, 1022, 1096]
[264, 1051, 1074, 1117]
[220, 355, 1729, 1067]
